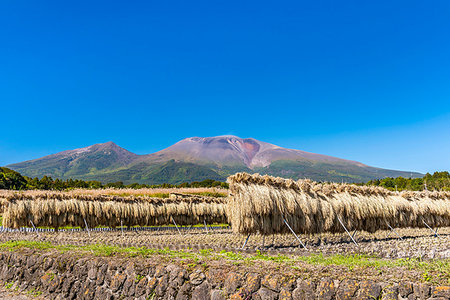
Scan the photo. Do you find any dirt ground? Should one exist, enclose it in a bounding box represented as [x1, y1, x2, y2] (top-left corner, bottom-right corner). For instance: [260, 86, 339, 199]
[0, 226, 448, 260]
[0, 227, 448, 289]
[0, 287, 34, 300]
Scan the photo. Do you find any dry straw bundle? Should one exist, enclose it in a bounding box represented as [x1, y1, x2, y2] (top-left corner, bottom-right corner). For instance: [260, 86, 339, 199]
[0, 187, 226, 200]
[2, 193, 227, 229]
[227, 173, 450, 235]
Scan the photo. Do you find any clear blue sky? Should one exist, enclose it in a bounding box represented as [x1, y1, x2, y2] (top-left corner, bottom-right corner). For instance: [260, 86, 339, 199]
[1, 1, 449, 174]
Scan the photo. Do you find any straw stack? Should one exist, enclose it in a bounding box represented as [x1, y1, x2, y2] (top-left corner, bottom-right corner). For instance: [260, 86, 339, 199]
[2, 193, 227, 229]
[227, 173, 450, 235]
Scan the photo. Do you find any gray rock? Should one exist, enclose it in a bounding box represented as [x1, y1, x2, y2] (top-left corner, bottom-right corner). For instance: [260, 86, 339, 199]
[81, 280, 96, 299]
[279, 288, 293, 300]
[317, 278, 336, 300]
[155, 274, 169, 297]
[244, 272, 261, 293]
[173, 269, 188, 287]
[224, 272, 243, 295]
[261, 274, 282, 292]
[281, 278, 297, 293]
[399, 281, 413, 298]
[257, 287, 278, 300]
[336, 279, 359, 300]
[431, 285, 450, 299]
[381, 284, 398, 300]
[413, 283, 430, 300]
[123, 275, 136, 297]
[67, 280, 81, 300]
[87, 267, 97, 281]
[26, 255, 37, 270]
[110, 272, 127, 293]
[210, 289, 226, 300]
[192, 281, 211, 300]
[189, 269, 206, 285]
[134, 277, 148, 298]
[96, 263, 108, 286]
[356, 280, 381, 300]
[154, 265, 167, 278]
[292, 279, 316, 300]
[61, 275, 75, 297]
[175, 282, 192, 300]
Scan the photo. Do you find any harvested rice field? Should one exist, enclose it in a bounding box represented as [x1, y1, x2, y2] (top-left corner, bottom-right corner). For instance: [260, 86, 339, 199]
[0, 180, 449, 298]
[0, 226, 448, 260]
[1, 174, 449, 261]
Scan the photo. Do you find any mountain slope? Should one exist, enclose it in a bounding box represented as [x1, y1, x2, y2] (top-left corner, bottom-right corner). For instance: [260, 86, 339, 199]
[6, 136, 422, 184]
[143, 135, 364, 168]
[7, 142, 138, 179]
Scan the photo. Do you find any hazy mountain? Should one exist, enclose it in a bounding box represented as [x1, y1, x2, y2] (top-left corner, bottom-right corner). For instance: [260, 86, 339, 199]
[6, 136, 422, 184]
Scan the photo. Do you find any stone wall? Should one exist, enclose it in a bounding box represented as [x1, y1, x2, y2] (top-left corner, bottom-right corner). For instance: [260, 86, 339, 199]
[0, 250, 448, 300]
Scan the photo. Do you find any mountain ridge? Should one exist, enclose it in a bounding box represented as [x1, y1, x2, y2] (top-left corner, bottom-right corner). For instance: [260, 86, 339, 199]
[6, 136, 422, 184]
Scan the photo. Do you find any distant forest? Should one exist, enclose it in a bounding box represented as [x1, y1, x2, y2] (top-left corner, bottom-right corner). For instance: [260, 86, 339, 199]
[363, 171, 450, 191]
[1, 167, 449, 191]
[0, 167, 228, 190]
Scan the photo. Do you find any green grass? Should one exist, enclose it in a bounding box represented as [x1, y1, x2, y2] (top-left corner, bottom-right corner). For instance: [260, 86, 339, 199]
[4, 282, 13, 289]
[135, 274, 145, 283]
[26, 288, 43, 296]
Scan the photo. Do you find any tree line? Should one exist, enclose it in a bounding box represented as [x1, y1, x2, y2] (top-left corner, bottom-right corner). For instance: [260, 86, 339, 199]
[0, 167, 228, 190]
[2, 167, 449, 191]
[363, 171, 450, 191]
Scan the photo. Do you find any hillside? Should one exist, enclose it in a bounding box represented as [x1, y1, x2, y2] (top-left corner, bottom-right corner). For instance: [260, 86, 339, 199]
[6, 136, 422, 184]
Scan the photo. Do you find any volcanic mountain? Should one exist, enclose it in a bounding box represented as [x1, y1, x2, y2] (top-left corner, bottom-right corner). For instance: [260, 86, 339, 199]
[149, 136, 366, 168]
[6, 136, 422, 184]
[7, 141, 138, 179]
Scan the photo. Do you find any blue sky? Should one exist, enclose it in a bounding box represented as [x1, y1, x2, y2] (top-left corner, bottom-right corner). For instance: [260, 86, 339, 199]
[1, 1, 449, 174]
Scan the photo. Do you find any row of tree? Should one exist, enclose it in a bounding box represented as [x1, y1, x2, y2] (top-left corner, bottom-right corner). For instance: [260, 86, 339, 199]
[2, 167, 449, 191]
[0, 167, 28, 190]
[364, 171, 450, 191]
[0, 167, 228, 190]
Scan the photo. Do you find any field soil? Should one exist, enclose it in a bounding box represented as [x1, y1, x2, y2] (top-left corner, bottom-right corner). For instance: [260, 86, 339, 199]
[0, 286, 37, 300]
[1, 227, 448, 260]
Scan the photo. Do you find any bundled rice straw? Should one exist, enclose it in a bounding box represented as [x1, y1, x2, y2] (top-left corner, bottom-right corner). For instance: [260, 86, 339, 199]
[227, 173, 450, 235]
[2, 193, 227, 229]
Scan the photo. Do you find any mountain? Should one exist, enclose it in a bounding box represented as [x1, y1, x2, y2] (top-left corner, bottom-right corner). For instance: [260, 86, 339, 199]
[6, 136, 422, 184]
[147, 136, 366, 168]
[7, 142, 138, 179]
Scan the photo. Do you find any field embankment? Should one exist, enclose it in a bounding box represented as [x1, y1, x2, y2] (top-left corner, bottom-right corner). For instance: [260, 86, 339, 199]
[0, 240, 448, 300]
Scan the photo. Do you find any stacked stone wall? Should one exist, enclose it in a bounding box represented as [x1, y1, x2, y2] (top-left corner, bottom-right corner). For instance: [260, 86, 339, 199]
[0, 250, 448, 299]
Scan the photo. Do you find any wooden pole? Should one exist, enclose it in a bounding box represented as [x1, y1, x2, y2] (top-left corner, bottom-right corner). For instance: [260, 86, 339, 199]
[386, 223, 402, 240]
[171, 216, 182, 236]
[241, 234, 251, 250]
[83, 218, 91, 238]
[29, 220, 39, 237]
[422, 220, 440, 238]
[204, 219, 208, 233]
[336, 216, 358, 246]
[283, 218, 307, 249]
